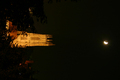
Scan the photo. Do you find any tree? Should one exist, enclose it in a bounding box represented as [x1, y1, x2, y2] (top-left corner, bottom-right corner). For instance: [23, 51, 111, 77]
[0, 0, 47, 33]
[0, 0, 80, 79]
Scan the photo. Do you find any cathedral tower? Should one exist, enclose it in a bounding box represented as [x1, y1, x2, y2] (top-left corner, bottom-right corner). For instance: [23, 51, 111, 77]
[6, 20, 55, 48]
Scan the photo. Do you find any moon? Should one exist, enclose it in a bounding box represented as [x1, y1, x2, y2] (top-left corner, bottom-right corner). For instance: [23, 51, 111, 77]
[103, 41, 108, 45]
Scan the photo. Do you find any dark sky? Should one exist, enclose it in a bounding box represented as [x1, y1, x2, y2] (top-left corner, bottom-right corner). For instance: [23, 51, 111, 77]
[31, 1, 119, 80]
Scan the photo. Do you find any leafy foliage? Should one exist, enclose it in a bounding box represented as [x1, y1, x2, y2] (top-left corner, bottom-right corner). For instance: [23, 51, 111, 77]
[0, 0, 47, 33]
[0, 0, 79, 79]
[0, 0, 43, 79]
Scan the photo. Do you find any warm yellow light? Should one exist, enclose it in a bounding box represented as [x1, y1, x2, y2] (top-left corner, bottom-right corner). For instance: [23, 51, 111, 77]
[7, 32, 9, 36]
[103, 41, 108, 45]
[10, 31, 55, 48]
[6, 20, 9, 30]
[6, 20, 55, 48]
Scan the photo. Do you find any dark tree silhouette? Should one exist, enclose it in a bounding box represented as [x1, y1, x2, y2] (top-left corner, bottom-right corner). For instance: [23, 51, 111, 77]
[0, 0, 47, 33]
[0, 1, 37, 79]
[0, 0, 80, 79]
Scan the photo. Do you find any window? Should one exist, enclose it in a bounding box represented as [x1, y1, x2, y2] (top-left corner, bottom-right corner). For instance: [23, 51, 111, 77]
[31, 37, 40, 40]
[21, 37, 27, 40]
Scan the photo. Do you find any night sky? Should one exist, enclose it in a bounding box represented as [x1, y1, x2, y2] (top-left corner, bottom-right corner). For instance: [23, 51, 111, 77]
[30, 1, 119, 80]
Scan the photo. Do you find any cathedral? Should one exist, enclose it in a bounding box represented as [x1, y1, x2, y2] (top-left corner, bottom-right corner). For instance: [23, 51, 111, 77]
[6, 20, 55, 48]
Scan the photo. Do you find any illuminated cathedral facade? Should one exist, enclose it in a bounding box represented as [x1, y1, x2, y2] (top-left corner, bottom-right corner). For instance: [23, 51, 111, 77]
[6, 20, 54, 48]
